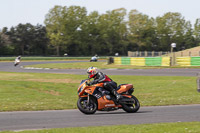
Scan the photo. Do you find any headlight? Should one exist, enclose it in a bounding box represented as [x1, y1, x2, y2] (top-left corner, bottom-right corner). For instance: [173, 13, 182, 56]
[78, 86, 83, 94]
[78, 83, 86, 94]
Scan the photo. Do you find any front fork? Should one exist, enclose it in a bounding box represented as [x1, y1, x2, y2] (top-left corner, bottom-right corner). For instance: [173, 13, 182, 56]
[87, 94, 90, 105]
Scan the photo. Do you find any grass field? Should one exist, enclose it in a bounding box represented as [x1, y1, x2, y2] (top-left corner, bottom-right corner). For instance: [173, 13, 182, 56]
[1, 122, 200, 133]
[0, 71, 199, 111]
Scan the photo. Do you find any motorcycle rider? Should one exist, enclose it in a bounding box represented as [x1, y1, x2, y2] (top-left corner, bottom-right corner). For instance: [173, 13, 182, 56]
[14, 55, 21, 66]
[87, 66, 122, 101]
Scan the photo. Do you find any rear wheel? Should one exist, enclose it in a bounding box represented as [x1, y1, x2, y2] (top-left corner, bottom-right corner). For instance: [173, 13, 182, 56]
[122, 95, 140, 113]
[77, 97, 97, 114]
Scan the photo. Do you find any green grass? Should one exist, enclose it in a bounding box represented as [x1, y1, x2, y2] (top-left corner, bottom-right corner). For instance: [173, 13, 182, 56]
[25, 62, 107, 69]
[1, 122, 200, 133]
[0, 71, 199, 111]
[0, 56, 107, 61]
[24, 61, 200, 69]
[0, 72, 84, 111]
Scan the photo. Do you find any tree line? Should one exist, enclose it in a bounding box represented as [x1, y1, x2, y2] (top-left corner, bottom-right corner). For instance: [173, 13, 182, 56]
[0, 5, 200, 56]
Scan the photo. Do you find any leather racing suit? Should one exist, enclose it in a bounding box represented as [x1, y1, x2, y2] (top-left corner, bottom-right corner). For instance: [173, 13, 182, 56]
[89, 72, 121, 101]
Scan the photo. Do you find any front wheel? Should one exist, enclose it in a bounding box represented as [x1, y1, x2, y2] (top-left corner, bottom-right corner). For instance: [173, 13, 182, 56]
[77, 97, 97, 114]
[122, 95, 140, 113]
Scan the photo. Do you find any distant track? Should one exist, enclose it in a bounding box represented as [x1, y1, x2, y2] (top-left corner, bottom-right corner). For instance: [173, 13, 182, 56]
[0, 61, 199, 76]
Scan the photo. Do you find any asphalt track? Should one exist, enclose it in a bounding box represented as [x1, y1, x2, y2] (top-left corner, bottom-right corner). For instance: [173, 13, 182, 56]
[0, 61, 200, 76]
[0, 105, 200, 131]
[0, 61, 200, 131]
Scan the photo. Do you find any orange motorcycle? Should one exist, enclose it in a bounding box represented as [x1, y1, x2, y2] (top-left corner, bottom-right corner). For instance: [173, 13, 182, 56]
[77, 79, 140, 114]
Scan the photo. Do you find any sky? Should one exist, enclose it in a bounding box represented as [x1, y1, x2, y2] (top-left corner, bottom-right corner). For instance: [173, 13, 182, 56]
[0, 0, 200, 29]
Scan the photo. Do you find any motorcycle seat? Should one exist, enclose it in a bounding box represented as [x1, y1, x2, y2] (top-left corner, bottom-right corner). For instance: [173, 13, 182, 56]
[116, 84, 126, 90]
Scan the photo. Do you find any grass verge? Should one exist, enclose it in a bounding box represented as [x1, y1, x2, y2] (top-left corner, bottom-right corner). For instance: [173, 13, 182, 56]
[0, 71, 199, 111]
[1, 122, 200, 133]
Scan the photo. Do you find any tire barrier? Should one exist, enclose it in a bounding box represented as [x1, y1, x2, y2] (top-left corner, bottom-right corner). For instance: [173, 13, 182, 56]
[113, 57, 170, 66]
[162, 57, 171, 66]
[176, 57, 191, 66]
[130, 58, 145, 66]
[176, 57, 200, 66]
[191, 57, 200, 66]
[114, 57, 122, 65]
[113, 56, 200, 66]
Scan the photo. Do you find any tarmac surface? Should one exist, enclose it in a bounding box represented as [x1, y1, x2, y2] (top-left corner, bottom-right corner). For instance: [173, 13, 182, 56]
[0, 61, 200, 76]
[0, 105, 200, 131]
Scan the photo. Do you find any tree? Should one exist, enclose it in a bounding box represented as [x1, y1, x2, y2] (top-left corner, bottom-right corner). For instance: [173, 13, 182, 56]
[79, 11, 101, 55]
[7, 23, 35, 55]
[194, 18, 200, 46]
[7, 23, 49, 55]
[0, 27, 14, 55]
[0, 27, 12, 55]
[44, 6, 66, 56]
[182, 21, 195, 49]
[128, 10, 156, 51]
[44, 5, 87, 56]
[97, 8, 127, 55]
[155, 12, 192, 51]
[29, 24, 49, 55]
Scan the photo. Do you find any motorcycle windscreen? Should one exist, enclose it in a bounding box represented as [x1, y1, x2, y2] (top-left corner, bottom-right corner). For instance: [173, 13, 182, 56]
[80, 79, 87, 85]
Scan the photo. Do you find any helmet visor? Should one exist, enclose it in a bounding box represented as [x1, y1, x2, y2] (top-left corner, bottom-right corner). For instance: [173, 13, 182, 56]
[87, 71, 92, 75]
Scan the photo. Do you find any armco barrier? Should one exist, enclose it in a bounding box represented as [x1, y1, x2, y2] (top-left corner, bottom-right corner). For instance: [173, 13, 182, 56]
[114, 57, 170, 66]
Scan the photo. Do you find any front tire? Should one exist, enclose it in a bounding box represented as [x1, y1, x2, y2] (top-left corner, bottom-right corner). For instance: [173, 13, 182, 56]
[122, 95, 140, 113]
[77, 97, 97, 114]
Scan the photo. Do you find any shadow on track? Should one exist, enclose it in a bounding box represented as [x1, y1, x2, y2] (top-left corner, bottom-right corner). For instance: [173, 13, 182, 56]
[93, 110, 152, 115]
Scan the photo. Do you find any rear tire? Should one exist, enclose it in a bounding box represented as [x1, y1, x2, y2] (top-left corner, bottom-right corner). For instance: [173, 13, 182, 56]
[122, 95, 140, 113]
[77, 97, 97, 114]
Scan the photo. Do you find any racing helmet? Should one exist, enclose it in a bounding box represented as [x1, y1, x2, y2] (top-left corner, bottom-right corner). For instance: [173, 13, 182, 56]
[87, 67, 97, 78]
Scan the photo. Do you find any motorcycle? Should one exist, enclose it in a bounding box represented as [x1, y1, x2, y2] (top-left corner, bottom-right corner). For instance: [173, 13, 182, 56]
[14, 59, 20, 66]
[90, 56, 98, 62]
[14, 56, 21, 67]
[77, 79, 140, 114]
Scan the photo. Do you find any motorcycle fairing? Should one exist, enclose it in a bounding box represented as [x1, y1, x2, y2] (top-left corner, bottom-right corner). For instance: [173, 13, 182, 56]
[97, 96, 122, 110]
[84, 83, 104, 98]
[92, 87, 104, 99]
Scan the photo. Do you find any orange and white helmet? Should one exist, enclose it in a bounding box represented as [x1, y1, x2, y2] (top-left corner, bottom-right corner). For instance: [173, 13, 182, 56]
[87, 67, 97, 78]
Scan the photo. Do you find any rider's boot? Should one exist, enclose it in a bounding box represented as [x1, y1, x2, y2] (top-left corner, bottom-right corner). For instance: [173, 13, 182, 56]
[112, 90, 122, 101]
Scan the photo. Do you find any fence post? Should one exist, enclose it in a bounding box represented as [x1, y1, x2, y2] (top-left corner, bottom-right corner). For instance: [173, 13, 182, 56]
[189, 51, 191, 56]
[152, 51, 155, 57]
[136, 51, 139, 57]
[139, 51, 142, 57]
[145, 51, 147, 57]
[197, 73, 200, 92]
